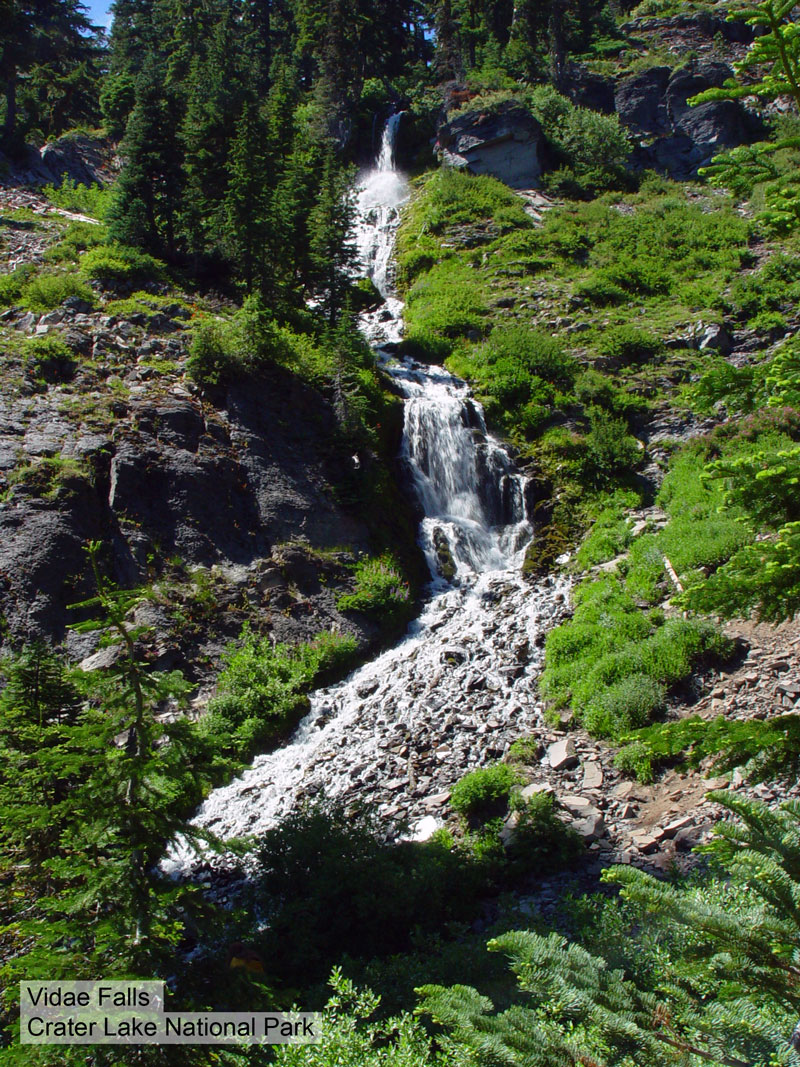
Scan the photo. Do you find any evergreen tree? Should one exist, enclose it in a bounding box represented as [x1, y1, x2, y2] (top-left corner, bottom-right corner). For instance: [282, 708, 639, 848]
[180, 4, 249, 261]
[307, 145, 357, 321]
[420, 792, 800, 1067]
[100, 0, 155, 135]
[108, 50, 184, 256]
[1, 0, 101, 145]
[221, 100, 274, 294]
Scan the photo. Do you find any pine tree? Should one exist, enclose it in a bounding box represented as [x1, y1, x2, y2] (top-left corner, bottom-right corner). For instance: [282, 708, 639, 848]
[307, 146, 357, 321]
[221, 100, 274, 294]
[1, 0, 101, 145]
[180, 4, 249, 261]
[108, 50, 184, 256]
[420, 792, 800, 1067]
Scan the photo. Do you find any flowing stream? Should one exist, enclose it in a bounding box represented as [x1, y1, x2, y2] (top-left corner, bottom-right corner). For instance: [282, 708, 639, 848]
[165, 119, 569, 875]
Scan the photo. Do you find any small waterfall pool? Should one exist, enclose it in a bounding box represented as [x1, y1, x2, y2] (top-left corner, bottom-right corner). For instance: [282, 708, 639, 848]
[164, 118, 570, 876]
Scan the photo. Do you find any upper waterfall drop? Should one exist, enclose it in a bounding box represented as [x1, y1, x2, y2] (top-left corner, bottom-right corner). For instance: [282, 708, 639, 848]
[354, 113, 532, 581]
[354, 114, 409, 343]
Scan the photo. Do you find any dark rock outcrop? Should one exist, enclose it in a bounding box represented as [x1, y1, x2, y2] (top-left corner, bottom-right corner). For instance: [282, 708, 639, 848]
[437, 102, 544, 188]
[0, 132, 116, 189]
[617, 61, 766, 178]
[0, 267, 420, 670]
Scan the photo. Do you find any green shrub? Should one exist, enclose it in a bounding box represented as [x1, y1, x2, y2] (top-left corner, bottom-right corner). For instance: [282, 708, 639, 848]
[44, 220, 107, 263]
[42, 178, 113, 220]
[450, 763, 520, 821]
[308, 630, 358, 675]
[252, 802, 489, 985]
[596, 325, 662, 365]
[585, 407, 641, 480]
[337, 554, 411, 619]
[506, 790, 583, 869]
[80, 243, 167, 287]
[613, 741, 654, 783]
[584, 674, 667, 738]
[728, 254, 800, 324]
[525, 85, 630, 194]
[23, 335, 76, 382]
[574, 502, 634, 568]
[186, 318, 241, 387]
[575, 273, 627, 306]
[0, 264, 37, 306]
[404, 258, 488, 354]
[204, 625, 349, 758]
[19, 271, 94, 312]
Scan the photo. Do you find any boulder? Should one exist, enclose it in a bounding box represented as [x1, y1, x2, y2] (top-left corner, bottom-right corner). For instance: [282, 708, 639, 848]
[437, 102, 544, 189]
[582, 761, 604, 790]
[39, 133, 115, 188]
[548, 739, 578, 770]
[620, 61, 766, 179]
[698, 322, 733, 356]
[566, 64, 617, 114]
[615, 67, 672, 134]
[572, 813, 606, 841]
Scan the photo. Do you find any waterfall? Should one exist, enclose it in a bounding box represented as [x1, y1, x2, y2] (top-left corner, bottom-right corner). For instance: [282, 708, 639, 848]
[163, 118, 569, 876]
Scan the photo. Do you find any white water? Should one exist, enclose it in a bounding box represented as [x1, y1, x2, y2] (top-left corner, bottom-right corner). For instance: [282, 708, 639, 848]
[164, 118, 569, 874]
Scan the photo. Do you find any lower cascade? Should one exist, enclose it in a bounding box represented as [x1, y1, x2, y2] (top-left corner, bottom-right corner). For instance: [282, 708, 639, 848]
[165, 118, 570, 875]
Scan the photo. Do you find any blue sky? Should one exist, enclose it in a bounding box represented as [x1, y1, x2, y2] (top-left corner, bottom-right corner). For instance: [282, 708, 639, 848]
[85, 1, 113, 31]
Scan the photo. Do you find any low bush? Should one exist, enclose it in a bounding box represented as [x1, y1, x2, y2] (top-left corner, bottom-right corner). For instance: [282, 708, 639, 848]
[450, 763, 520, 821]
[584, 674, 667, 738]
[201, 625, 355, 760]
[595, 325, 662, 366]
[613, 741, 655, 783]
[251, 802, 489, 985]
[80, 243, 167, 288]
[525, 85, 631, 195]
[337, 554, 411, 619]
[584, 407, 641, 481]
[23, 335, 76, 382]
[506, 790, 583, 869]
[19, 271, 94, 312]
[44, 220, 107, 263]
[0, 264, 37, 306]
[186, 318, 241, 387]
[42, 178, 113, 219]
[574, 498, 636, 569]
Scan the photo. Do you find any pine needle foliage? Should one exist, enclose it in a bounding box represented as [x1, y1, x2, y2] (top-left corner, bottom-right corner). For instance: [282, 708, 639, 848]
[419, 792, 800, 1067]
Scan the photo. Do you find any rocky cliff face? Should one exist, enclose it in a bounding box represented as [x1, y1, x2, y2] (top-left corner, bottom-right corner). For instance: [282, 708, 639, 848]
[435, 11, 765, 186]
[0, 188, 420, 681]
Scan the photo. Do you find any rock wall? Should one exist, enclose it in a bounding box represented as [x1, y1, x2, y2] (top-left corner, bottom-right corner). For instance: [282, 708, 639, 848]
[435, 12, 765, 185]
[0, 196, 420, 678]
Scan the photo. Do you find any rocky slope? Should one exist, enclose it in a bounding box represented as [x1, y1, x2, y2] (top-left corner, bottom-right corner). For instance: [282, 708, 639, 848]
[0, 185, 421, 683]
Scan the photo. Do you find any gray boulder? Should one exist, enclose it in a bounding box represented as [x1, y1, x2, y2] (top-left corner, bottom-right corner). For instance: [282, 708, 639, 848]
[437, 102, 544, 189]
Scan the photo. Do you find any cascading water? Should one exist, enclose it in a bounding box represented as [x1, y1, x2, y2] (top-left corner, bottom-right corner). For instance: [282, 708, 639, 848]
[164, 118, 569, 875]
